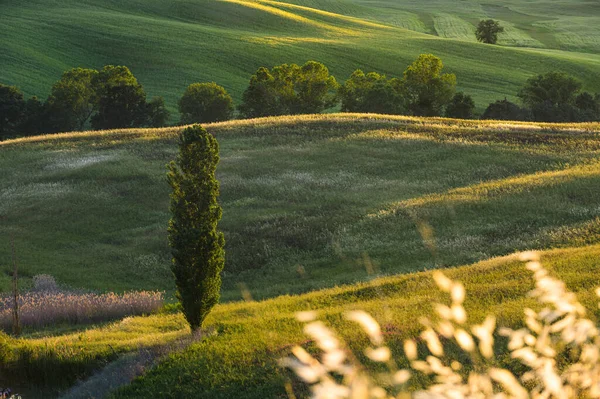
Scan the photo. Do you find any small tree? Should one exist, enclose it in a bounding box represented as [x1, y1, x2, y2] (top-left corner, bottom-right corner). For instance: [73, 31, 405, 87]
[167, 125, 225, 331]
[0, 84, 25, 139]
[402, 54, 456, 117]
[179, 83, 233, 124]
[91, 65, 147, 130]
[518, 71, 582, 122]
[46, 68, 98, 132]
[339, 70, 404, 115]
[291, 61, 338, 114]
[239, 61, 338, 118]
[476, 19, 504, 44]
[445, 92, 476, 119]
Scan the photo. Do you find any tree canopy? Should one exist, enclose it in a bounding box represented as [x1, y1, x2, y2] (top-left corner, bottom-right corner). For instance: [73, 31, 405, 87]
[239, 61, 338, 118]
[402, 54, 456, 117]
[476, 20, 504, 44]
[178, 82, 234, 124]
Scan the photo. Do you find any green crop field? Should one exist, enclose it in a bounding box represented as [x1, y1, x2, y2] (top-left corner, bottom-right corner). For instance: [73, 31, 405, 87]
[2, 0, 600, 117]
[2, 115, 600, 397]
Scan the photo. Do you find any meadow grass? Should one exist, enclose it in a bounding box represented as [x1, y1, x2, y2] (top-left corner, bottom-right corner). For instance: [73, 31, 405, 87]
[2, 115, 600, 302]
[2, 0, 600, 116]
[108, 244, 600, 398]
[0, 115, 599, 396]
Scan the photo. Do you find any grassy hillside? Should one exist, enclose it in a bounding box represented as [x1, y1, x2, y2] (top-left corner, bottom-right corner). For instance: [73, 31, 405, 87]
[2, 115, 600, 302]
[5, 244, 600, 397]
[2, 0, 600, 115]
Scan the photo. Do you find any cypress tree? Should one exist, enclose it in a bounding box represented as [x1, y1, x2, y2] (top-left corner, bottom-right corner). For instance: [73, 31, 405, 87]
[167, 125, 225, 331]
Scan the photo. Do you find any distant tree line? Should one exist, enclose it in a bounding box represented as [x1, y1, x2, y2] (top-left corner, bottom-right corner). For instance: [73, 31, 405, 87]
[0, 65, 170, 140]
[2, 55, 599, 139]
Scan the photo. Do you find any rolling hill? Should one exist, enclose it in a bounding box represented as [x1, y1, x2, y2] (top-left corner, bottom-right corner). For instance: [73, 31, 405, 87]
[2, 115, 600, 301]
[2, 0, 600, 115]
[2, 115, 600, 397]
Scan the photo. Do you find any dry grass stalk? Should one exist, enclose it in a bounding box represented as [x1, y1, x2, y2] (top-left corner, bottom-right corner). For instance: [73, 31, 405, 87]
[283, 251, 600, 398]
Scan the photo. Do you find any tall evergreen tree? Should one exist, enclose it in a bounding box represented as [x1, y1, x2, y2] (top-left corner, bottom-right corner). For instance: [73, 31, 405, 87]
[167, 125, 225, 331]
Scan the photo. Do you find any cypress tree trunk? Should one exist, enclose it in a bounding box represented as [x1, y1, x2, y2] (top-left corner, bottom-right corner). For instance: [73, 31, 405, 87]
[167, 125, 225, 331]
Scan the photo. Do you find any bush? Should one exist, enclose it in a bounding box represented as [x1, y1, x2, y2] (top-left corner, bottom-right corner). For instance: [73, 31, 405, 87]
[167, 125, 225, 331]
[239, 61, 338, 118]
[178, 82, 233, 124]
[339, 70, 404, 114]
[445, 92, 476, 119]
[575, 92, 600, 122]
[0, 84, 25, 139]
[482, 98, 530, 121]
[402, 54, 456, 117]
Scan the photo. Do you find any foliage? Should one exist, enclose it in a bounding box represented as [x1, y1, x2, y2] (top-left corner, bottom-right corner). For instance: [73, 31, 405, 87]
[291, 61, 339, 114]
[18, 96, 46, 135]
[284, 251, 600, 398]
[445, 92, 475, 119]
[145, 96, 170, 127]
[0, 84, 25, 139]
[239, 61, 338, 118]
[476, 19, 505, 44]
[402, 54, 456, 117]
[167, 125, 225, 331]
[91, 65, 147, 130]
[46, 68, 98, 132]
[339, 70, 404, 114]
[482, 99, 531, 121]
[575, 92, 600, 122]
[518, 71, 582, 122]
[178, 83, 233, 124]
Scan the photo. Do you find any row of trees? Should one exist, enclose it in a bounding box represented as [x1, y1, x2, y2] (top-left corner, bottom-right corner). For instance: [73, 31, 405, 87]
[179, 56, 600, 125]
[483, 72, 600, 122]
[3, 56, 599, 139]
[0, 66, 170, 139]
[186, 55, 463, 123]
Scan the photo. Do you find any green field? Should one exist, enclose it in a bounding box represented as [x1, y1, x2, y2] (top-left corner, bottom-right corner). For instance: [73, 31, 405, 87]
[2, 0, 600, 116]
[2, 115, 600, 301]
[2, 115, 600, 397]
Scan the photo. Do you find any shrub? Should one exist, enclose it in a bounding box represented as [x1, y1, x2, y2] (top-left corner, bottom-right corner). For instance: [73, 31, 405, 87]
[32, 274, 59, 292]
[167, 125, 225, 331]
[0, 84, 25, 139]
[475, 19, 504, 44]
[283, 251, 600, 398]
[402, 54, 456, 117]
[239, 61, 338, 118]
[575, 92, 600, 122]
[178, 82, 233, 124]
[445, 92, 476, 119]
[482, 98, 530, 121]
[339, 70, 404, 115]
